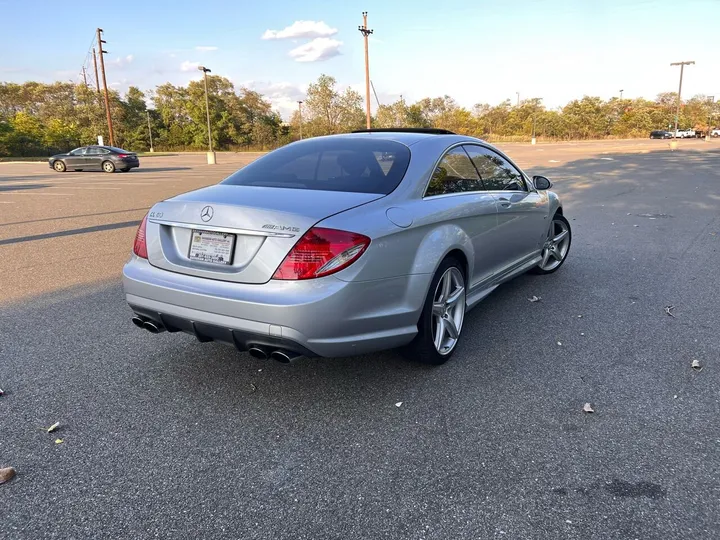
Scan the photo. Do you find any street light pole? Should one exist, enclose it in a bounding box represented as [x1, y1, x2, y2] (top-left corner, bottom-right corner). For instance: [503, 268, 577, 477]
[516, 91, 520, 106]
[146, 110, 154, 152]
[670, 60, 695, 137]
[198, 65, 215, 164]
[619, 89, 624, 99]
[706, 95, 715, 141]
[297, 101, 303, 140]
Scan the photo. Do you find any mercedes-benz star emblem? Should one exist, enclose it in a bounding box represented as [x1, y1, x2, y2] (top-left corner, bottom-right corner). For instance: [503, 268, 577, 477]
[200, 206, 214, 222]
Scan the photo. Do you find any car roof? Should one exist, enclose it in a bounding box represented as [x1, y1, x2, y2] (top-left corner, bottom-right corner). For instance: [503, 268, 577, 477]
[312, 131, 485, 147]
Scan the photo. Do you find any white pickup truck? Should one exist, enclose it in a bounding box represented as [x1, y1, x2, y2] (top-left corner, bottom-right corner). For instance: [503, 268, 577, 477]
[674, 129, 696, 138]
[711, 129, 720, 138]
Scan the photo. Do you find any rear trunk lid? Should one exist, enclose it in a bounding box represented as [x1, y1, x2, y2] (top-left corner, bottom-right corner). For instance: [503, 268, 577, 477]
[145, 185, 383, 284]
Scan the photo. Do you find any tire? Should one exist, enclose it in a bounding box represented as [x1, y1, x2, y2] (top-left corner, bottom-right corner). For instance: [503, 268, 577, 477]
[402, 257, 467, 365]
[102, 160, 116, 173]
[53, 160, 66, 172]
[530, 213, 572, 275]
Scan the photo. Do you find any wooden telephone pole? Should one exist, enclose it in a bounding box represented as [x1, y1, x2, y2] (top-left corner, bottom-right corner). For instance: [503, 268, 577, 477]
[92, 47, 101, 95]
[358, 12, 373, 129]
[96, 28, 115, 147]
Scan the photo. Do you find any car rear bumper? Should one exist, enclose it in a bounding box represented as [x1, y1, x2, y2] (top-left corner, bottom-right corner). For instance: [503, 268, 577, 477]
[122, 256, 430, 358]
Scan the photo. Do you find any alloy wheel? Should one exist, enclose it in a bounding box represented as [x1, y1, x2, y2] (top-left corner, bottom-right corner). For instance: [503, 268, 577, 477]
[539, 218, 570, 271]
[431, 267, 466, 355]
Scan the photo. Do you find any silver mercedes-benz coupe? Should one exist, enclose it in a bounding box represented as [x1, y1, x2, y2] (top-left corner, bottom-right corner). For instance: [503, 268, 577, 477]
[123, 128, 570, 364]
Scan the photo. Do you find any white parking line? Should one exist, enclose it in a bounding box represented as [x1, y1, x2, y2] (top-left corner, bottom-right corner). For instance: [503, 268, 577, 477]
[0, 192, 73, 196]
[0, 201, 15, 204]
[50, 186, 121, 190]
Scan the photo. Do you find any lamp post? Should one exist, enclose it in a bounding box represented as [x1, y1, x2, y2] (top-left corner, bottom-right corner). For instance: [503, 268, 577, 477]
[706, 95, 715, 141]
[297, 100, 303, 140]
[619, 89, 624, 99]
[198, 65, 215, 164]
[146, 110, 154, 153]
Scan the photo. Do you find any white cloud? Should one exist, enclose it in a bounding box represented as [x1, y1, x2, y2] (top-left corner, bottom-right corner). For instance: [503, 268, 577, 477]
[245, 80, 306, 119]
[195, 46, 218, 52]
[180, 61, 200, 72]
[289, 38, 342, 63]
[262, 20, 337, 40]
[110, 55, 134, 68]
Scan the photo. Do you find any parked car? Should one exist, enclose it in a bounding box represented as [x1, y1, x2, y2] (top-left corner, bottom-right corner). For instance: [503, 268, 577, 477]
[650, 130, 673, 139]
[49, 145, 139, 173]
[123, 128, 570, 365]
[711, 129, 720, 138]
[673, 129, 696, 139]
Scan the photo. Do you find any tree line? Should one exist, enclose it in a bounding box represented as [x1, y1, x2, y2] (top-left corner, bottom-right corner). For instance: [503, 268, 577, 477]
[1, 74, 717, 157]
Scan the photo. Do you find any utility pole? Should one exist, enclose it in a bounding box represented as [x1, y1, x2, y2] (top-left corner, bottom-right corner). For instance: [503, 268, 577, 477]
[516, 91, 520, 106]
[358, 12, 373, 129]
[96, 28, 115, 147]
[297, 101, 303, 140]
[198, 66, 215, 164]
[81, 66, 88, 87]
[619, 89, 624, 99]
[146, 110, 154, 152]
[92, 47, 101, 95]
[670, 60, 695, 137]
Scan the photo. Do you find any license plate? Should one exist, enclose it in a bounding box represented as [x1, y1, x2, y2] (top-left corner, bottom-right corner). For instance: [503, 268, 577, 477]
[188, 230, 236, 265]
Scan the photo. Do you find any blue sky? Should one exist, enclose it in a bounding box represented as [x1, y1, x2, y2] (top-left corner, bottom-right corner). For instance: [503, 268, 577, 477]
[1, 0, 718, 118]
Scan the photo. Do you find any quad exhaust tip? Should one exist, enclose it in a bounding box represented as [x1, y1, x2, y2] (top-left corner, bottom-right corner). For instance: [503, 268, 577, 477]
[143, 321, 163, 334]
[270, 350, 301, 363]
[131, 316, 145, 329]
[248, 347, 268, 360]
[131, 316, 165, 334]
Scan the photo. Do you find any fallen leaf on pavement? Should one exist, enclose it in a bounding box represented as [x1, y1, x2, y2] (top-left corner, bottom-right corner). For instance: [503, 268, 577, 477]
[47, 422, 60, 433]
[691, 359, 703, 371]
[395, 402, 403, 407]
[249, 383, 257, 393]
[664, 306, 676, 318]
[557, 341, 563, 346]
[583, 403, 595, 413]
[0, 467, 16, 484]
[528, 296, 541, 302]
[55, 439, 64, 444]
[0, 388, 4, 396]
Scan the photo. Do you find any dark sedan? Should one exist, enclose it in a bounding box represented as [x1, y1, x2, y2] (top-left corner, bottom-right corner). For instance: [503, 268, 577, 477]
[649, 130, 673, 139]
[49, 145, 140, 173]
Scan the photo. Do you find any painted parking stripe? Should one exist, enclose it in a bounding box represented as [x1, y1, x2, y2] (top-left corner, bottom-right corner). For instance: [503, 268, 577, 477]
[50, 186, 121, 190]
[0, 192, 73, 196]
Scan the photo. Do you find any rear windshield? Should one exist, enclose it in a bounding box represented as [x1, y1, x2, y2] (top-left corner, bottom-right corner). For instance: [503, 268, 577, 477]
[106, 146, 133, 154]
[222, 138, 411, 194]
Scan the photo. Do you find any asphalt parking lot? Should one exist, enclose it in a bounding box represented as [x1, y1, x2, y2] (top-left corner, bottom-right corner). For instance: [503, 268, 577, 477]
[1, 138, 719, 539]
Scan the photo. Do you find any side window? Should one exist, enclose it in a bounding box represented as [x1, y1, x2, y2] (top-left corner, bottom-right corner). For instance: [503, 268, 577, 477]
[86, 147, 100, 155]
[425, 147, 484, 197]
[69, 148, 86, 156]
[464, 146, 527, 191]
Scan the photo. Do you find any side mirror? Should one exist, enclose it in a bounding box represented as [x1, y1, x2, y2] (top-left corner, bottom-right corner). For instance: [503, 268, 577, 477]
[533, 175, 552, 190]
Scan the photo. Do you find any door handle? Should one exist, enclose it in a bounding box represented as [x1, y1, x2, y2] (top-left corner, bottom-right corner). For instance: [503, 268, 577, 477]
[498, 197, 511, 208]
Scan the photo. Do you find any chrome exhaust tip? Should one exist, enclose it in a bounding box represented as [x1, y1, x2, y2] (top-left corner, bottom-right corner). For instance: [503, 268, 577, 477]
[248, 346, 268, 360]
[131, 316, 145, 329]
[270, 350, 301, 363]
[143, 321, 164, 334]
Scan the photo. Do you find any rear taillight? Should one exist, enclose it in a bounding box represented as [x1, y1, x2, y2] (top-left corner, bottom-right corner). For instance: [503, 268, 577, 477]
[133, 214, 148, 259]
[272, 227, 370, 280]
[117, 154, 128, 158]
